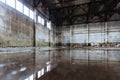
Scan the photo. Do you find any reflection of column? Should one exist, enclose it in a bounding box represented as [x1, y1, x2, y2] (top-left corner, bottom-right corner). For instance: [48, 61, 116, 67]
[49, 50, 51, 61]
[104, 50, 108, 70]
[87, 50, 90, 65]
[33, 48, 37, 80]
[70, 49, 72, 64]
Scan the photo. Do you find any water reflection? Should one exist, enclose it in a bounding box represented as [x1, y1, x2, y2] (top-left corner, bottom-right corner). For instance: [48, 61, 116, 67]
[38, 49, 120, 80]
[0, 49, 60, 80]
[0, 64, 6, 68]
[19, 67, 27, 72]
[24, 74, 34, 80]
[0, 52, 35, 80]
[0, 49, 120, 80]
[60, 49, 120, 63]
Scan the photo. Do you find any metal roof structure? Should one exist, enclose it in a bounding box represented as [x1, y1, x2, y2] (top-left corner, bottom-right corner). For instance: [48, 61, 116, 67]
[25, 0, 120, 26]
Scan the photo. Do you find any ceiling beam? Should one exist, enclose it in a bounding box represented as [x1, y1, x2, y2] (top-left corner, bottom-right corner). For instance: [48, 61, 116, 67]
[35, 0, 41, 7]
[50, 0, 120, 26]
[49, 0, 104, 10]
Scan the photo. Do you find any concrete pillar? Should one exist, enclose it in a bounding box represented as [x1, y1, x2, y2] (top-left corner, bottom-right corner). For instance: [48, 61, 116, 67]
[70, 25, 72, 47]
[87, 24, 89, 46]
[70, 49, 72, 64]
[105, 22, 108, 43]
[48, 30, 50, 47]
[104, 22, 108, 43]
[33, 10, 37, 47]
[103, 22, 106, 44]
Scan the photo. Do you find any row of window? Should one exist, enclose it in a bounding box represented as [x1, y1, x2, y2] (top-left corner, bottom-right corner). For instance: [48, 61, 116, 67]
[0, 0, 34, 19]
[38, 16, 51, 30]
[38, 16, 45, 25]
[0, 0, 51, 30]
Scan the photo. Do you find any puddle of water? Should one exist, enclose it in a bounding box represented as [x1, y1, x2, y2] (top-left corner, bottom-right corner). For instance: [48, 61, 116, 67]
[19, 67, 27, 72]
[0, 64, 6, 68]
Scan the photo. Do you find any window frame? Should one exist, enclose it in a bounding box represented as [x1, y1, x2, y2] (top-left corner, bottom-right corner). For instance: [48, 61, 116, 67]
[23, 5, 29, 16]
[6, 0, 16, 8]
[30, 9, 34, 19]
[16, 0, 23, 13]
[38, 16, 45, 25]
[0, 0, 5, 3]
[47, 21, 51, 30]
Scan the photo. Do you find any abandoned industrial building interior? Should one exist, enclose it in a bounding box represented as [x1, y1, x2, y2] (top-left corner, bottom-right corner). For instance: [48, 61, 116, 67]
[1, 0, 120, 80]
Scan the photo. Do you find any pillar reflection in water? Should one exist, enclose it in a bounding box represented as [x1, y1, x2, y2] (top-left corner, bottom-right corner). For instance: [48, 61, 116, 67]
[0, 49, 61, 80]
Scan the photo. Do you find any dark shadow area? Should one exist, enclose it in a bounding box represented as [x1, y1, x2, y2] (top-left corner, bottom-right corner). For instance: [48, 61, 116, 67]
[38, 62, 120, 80]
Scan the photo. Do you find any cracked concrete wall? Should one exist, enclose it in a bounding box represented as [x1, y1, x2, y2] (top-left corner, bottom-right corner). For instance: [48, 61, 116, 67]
[58, 21, 120, 45]
[0, 4, 34, 47]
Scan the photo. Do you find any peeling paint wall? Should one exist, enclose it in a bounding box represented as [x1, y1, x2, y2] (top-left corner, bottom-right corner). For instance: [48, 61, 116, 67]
[36, 24, 49, 46]
[0, 4, 34, 47]
[35, 23, 55, 47]
[0, 3, 56, 47]
[57, 21, 120, 46]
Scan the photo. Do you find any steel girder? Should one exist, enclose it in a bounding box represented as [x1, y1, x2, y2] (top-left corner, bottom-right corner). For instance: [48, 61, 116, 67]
[49, 0, 120, 26]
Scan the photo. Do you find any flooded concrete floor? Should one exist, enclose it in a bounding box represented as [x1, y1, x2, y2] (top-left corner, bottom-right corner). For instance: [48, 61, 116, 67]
[39, 62, 120, 80]
[0, 49, 120, 80]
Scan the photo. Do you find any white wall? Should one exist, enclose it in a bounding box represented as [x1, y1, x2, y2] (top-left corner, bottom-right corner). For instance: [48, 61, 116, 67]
[58, 21, 120, 44]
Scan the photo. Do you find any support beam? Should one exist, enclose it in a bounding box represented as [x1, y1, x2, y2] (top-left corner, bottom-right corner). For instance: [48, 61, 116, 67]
[50, 0, 120, 26]
[35, 0, 41, 8]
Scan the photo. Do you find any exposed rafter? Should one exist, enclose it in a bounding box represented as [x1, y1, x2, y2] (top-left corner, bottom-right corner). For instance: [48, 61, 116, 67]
[26, 0, 120, 26]
[49, 0, 120, 26]
[35, 0, 41, 7]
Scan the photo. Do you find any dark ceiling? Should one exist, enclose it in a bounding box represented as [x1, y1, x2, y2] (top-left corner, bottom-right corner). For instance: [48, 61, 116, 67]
[25, 0, 120, 26]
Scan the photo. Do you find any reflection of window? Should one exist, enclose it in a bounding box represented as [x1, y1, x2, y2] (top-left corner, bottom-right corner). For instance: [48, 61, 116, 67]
[47, 65, 51, 72]
[24, 75, 34, 80]
[29, 75, 34, 80]
[24, 78, 28, 80]
[30, 10, 34, 19]
[6, 0, 15, 8]
[24, 5, 29, 16]
[38, 70, 42, 78]
[41, 68, 44, 76]
[16, 0, 23, 13]
[0, 0, 5, 3]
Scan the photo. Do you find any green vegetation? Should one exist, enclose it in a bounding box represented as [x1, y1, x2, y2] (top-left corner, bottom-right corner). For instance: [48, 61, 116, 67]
[36, 41, 49, 47]
[0, 35, 33, 47]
